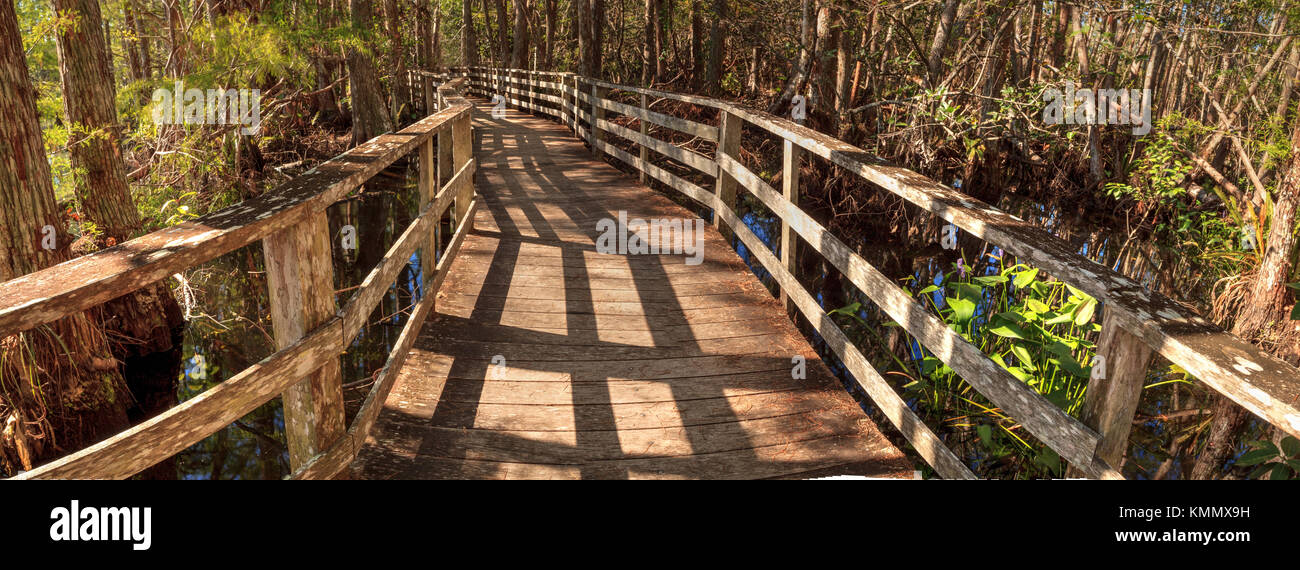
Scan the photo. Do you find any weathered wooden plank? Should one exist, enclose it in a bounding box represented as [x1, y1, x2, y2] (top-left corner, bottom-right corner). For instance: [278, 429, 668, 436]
[716, 153, 1110, 475]
[594, 138, 713, 201]
[597, 117, 718, 176]
[595, 96, 719, 142]
[702, 166, 975, 479]
[780, 139, 802, 316]
[719, 105, 1300, 442]
[13, 317, 343, 479]
[0, 97, 470, 337]
[263, 210, 347, 469]
[713, 111, 742, 243]
[1076, 311, 1156, 468]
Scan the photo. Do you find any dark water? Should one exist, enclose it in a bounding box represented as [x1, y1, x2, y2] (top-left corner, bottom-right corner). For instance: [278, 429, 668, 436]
[166, 151, 430, 480]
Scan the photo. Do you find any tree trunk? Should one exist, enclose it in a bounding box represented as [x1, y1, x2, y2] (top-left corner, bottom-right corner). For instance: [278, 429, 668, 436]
[512, 0, 530, 68]
[463, 0, 478, 65]
[642, 0, 657, 85]
[689, 0, 702, 88]
[926, 0, 960, 83]
[52, 0, 185, 455]
[545, 0, 556, 69]
[163, 0, 186, 77]
[0, 0, 132, 476]
[578, 0, 593, 75]
[769, 0, 813, 115]
[1192, 107, 1300, 480]
[704, 0, 724, 92]
[348, 0, 394, 145]
[384, 0, 409, 121]
[432, 1, 442, 67]
[495, 0, 509, 65]
[591, 0, 604, 77]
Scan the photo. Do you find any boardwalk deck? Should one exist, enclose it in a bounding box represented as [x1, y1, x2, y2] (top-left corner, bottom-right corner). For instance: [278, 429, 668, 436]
[352, 97, 913, 479]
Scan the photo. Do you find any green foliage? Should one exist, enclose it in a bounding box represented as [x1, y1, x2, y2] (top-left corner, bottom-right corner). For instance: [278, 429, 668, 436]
[832, 255, 1110, 477]
[1103, 118, 1191, 203]
[1236, 437, 1300, 480]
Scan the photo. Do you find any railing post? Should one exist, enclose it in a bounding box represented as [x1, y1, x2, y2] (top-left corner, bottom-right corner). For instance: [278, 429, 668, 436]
[452, 112, 474, 230]
[262, 211, 345, 472]
[424, 73, 436, 113]
[419, 138, 438, 287]
[713, 110, 742, 242]
[522, 70, 533, 112]
[639, 93, 649, 184]
[591, 84, 609, 157]
[1071, 311, 1155, 476]
[571, 74, 580, 134]
[779, 139, 802, 315]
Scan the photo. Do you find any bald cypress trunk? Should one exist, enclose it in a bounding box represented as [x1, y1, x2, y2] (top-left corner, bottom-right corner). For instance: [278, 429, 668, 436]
[463, 0, 479, 65]
[0, 0, 131, 475]
[384, 0, 409, 120]
[51, 0, 185, 477]
[512, 0, 530, 69]
[1192, 113, 1300, 479]
[347, 0, 394, 146]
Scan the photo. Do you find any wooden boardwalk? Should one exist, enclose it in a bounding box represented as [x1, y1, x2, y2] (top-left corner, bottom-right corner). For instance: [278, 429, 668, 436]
[353, 98, 912, 479]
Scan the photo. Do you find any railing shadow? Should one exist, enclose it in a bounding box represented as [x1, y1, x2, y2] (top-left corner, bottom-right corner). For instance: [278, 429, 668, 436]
[355, 96, 909, 479]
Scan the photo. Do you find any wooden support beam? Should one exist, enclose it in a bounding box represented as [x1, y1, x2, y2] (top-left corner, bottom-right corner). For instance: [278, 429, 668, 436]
[419, 139, 437, 287]
[452, 114, 474, 229]
[639, 93, 650, 184]
[1072, 310, 1156, 474]
[780, 139, 802, 316]
[591, 85, 610, 156]
[713, 110, 742, 242]
[262, 210, 346, 470]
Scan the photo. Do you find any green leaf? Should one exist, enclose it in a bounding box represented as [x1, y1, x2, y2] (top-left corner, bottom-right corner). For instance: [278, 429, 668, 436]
[1045, 307, 1077, 325]
[1250, 464, 1274, 479]
[1281, 436, 1300, 458]
[1235, 449, 1277, 467]
[1007, 366, 1031, 382]
[975, 274, 1007, 287]
[1034, 447, 1061, 474]
[1291, 303, 1300, 321]
[989, 322, 1028, 340]
[1014, 268, 1039, 288]
[947, 297, 976, 324]
[995, 311, 1027, 323]
[1249, 439, 1280, 456]
[951, 282, 983, 302]
[920, 356, 942, 375]
[977, 424, 994, 449]
[918, 284, 940, 295]
[1270, 464, 1294, 480]
[1010, 343, 1037, 371]
[1074, 297, 1098, 325]
[1025, 298, 1051, 313]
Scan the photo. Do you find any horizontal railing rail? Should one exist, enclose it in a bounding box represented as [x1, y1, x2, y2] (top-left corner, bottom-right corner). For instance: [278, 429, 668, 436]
[453, 65, 1300, 480]
[4, 78, 478, 480]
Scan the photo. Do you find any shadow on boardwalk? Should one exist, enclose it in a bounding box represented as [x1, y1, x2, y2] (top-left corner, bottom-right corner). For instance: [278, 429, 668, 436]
[352, 98, 913, 479]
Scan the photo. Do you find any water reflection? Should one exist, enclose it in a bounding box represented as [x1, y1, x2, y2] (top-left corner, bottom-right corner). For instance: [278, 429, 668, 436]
[162, 149, 429, 480]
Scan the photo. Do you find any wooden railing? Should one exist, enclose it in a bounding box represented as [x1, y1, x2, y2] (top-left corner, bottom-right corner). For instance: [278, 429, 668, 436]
[0, 78, 477, 480]
[453, 65, 1300, 480]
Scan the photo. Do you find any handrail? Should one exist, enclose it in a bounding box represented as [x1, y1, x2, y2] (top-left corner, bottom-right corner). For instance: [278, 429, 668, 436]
[453, 65, 1300, 479]
[6, 77, 478, 479]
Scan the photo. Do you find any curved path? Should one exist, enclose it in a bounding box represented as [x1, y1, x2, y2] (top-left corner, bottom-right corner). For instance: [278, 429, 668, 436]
[353, 97, 913, 479]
